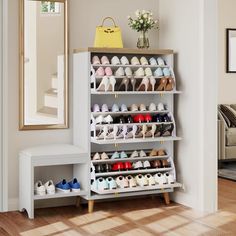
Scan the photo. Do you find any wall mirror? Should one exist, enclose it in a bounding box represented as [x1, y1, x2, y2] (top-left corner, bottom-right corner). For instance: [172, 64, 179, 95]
[226, 28, 236, 73]
[19, 0, 68, 130]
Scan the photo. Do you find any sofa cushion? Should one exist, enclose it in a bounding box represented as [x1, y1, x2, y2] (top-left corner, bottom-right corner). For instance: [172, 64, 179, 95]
[226, 146, 236, 159]
[226, 128, 236, 145]
[220, 105, 236, 127]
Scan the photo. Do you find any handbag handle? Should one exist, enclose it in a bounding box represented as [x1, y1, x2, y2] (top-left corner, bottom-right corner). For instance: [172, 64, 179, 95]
[101, 17, 117, 27]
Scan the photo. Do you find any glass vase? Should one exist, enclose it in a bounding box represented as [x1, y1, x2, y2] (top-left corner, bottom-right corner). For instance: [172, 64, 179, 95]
[137, 31, 150, 49]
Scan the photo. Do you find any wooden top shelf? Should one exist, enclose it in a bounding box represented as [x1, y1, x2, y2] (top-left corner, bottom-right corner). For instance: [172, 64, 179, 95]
[73, 47, 174, 55]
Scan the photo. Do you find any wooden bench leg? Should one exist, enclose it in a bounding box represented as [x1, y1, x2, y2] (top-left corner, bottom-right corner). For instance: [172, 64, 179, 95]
[88, 200, 94, 213]
[163, 192, 170, 205]
[76, 197, 81, 208]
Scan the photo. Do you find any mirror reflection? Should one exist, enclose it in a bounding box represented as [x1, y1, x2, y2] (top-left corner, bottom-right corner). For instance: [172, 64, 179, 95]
[20, 0, 68, 129]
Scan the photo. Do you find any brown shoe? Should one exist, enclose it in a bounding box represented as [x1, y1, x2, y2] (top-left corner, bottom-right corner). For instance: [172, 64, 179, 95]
[151, 160, 162, 168]
[165, 77, 175, 91]
[158, 149, 166, 156]
[149, 149, 158, 157]
[156, 78, 168, 91]
[162, 159, 171, 168]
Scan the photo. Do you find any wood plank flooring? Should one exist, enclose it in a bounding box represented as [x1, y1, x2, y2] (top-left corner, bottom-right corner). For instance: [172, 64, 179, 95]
[0, 178, 236, 236]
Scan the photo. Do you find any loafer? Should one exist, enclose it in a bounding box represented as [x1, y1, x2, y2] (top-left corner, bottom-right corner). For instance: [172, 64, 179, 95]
[68, 178, 80, 192]
[92, 152, 100, 160]
[111, 151, 120, 159]
[121, 104, 128, 112]
[121, 56, 129, 65]
[120, 151, 128, 159]
[115, 67, 125, 76]
[145, 174, 156, 186]
[149, 103, 157, 111]
[97, 177, 109, 190]
[106, 177, 117, 189]
[164, 172, 175, 184]
[149, 57, 157, 66]
[126, 175, 137, 187]
[130, 150, 139, 158]
[145, 68, 153, 77]
[134, 68, 145, 77]
[101, 56, 110, 65]
[105, 67, 113, 76]
[96, 67, 105, 76]
[154, 173, 167, 185]
[133, 161, 143, 169]
[116, 176, 129, 188]
[93, 104, 100, 112]
[92, 55, 100, 65]
[140, 104, 147, 111]
[111, 56, 120, 65]
[154, 68, 163, 77]
[131, 104, 138, 112]
[157, 57, 166, 66]
[101, 104, 109, 112]
[157, 103, 165, 111]
[135, 174, 148, 187]
[112, 104, 119, 112]
[163, 68, 171, 77]
[131, 56, 140, 65]
[140, 56, 149, 65]
[125, 67, 133, 77]
[101, 152, 109, 160]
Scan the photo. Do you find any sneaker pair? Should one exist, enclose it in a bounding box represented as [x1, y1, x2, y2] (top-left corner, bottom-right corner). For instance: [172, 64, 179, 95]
[130, 150, 146, 158]
[56, 178, 81, 193]
[135, 174, 155, 187]
[154, 172, 175, 185]
[92, 177, 117, 191]
[133, 160, 151, 169]
[34, 180, 55, 196]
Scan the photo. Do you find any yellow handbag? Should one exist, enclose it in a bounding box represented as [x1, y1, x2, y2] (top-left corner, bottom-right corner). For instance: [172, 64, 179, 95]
[94, 17, 123, 48]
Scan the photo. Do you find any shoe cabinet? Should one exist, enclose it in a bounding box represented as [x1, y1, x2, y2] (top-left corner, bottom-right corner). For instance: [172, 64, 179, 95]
[19, 144, 89, 219]
[73, 48, 182, 213]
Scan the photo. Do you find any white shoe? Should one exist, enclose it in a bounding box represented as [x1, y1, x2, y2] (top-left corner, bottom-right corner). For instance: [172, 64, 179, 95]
[149, 103, 157, 111]
[135, 174, 148, 187]
[115, 67, 125, 76]
[112, 104, 119, 112]
[111, 56, 120, 65]
[157, 57, 165, 66]
[108, 76, 116, 92]
[121, 104, 128, 112]
[92, 152, 100, 160]
[101, 104, 109, 112]
[139, 104, 146, 111]
[139, 150, 147, 157]
[130, 150, 139, 158]
[126, 175, 137, 187]
[135, 68, 145, 77]
[93, 104, 100, 113]
[116, 176, 129, 188]
[97, 76, 109, 92]
[101, 152, 109, 160]
[140, 56, 149, 65]
[125, 67, 133, 77]
[154, 173, 167, 185]
[131, 56, 140, 65]
[133, 161, 143, 169]
[157, 103, 165, 111]
[165, 172, 175, 184]
[121, 56, 129, 65]
[104, 115, 113, 124]
[145, 174, 156, 186]
[149, 76, 156, 91]
[143, 160, 151, 168]
[145, 68, 153, 77]
[95, 115, 104, 124]
[44, 180, 55, 195]
[35, 181, 46, 196]
[131, 104, 138, 112]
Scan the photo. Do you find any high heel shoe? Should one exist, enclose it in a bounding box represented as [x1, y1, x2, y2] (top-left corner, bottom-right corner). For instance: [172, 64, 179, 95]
[165, 78, 175, 91]
[125, 126, 134, 139]
[132, 125, 138, 139]
[96, 76, 109, 92]
[145, 125, 153, 138]
[137, 77, 149, 92]
[130, 77, 136, 91]
[118, 77, 130, 91]
[134, 125, 143, 139]
[96, 126, 108, 139]
[161, 124, 174, 137]
[107, 125, 118, 139]
[149, 76, 156, 91]
[141, 125, 147, 139]
[145, 124, 157, 138]
[156, 78, 168, 91]
[108, 76, 116, 92]
[154, 125, 163, 137]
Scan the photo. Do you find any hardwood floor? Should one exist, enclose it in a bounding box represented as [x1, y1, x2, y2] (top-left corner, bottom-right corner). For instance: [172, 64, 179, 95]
[1, 178, 236, 236]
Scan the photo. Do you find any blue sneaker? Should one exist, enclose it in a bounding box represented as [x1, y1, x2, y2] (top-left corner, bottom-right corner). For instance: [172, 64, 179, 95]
[56, 179, 70, 193]
[120, 151, 128, 159]
[68, 178, 81, 192]
[111, 151, 120, 159]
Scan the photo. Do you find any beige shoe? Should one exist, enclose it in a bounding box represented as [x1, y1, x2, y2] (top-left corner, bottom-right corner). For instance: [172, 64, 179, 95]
[149, 149, 158, 157]
[126, 175, 137, 187]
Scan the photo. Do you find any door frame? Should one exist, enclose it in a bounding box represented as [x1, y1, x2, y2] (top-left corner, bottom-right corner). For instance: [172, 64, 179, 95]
[0, 0, 8, 212]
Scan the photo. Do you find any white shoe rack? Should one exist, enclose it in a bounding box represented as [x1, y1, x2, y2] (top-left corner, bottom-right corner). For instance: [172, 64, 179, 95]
[73, 48, 182, 212]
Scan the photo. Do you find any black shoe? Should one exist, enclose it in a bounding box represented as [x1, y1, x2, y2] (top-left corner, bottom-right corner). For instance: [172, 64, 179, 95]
[126, 115, 133, 124]
[95, 164, 104, 173]
[161, 124, 174, 136]
[153, 114, 163, 123]
[162, 114, 171, 122]
[103, 164, 111, 172]
[115, 115, 126, 124]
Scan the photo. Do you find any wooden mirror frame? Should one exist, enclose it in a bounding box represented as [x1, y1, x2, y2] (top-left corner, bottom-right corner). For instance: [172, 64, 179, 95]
[19, 0, 68, 130]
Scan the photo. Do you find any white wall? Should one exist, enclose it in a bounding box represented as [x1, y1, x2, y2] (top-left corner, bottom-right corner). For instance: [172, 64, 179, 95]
[159, 0, 218, 212]
[7, 0, 158, 210]
[218, 0, 236, 104]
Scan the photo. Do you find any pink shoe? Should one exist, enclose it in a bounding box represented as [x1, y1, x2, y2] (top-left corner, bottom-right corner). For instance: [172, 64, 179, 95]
[92, 56, 100, 65]
[105, 67, 113, 76]
[96, 67, 105, 76]
[101, 56, 110, 65]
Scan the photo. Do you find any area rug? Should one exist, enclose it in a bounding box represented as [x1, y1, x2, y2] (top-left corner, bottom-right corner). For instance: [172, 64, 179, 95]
[218, 163, 236, 181]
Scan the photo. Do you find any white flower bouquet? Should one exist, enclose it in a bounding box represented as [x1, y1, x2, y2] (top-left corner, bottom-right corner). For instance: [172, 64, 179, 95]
[128, 10, 158, 33]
